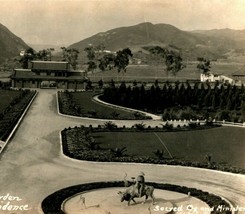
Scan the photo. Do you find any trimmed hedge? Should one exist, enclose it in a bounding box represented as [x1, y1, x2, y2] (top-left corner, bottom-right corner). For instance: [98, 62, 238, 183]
[41, 181, 231, 214]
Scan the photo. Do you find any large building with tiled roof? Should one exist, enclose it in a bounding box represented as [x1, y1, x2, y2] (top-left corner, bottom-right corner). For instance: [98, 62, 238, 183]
[11, 61, 87, 89]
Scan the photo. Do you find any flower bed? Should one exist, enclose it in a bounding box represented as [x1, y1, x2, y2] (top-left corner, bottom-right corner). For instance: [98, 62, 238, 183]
[61, 125, 245, 175]
[41, 181, 231, 214]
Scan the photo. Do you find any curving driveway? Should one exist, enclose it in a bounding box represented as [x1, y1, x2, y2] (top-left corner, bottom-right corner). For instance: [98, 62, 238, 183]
[0, 90, 245, 214]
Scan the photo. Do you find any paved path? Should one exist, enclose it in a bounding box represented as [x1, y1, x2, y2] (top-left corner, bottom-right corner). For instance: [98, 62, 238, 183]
[0, 90, 244, 214]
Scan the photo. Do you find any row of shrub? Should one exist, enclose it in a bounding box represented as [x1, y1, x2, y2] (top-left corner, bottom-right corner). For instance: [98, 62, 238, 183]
[101, 81, 245, 122]
[61, 125, 245, 175]
[92, 121, 220, 132]
[41, 181, 231, 214]
[0, 89, 36, 141]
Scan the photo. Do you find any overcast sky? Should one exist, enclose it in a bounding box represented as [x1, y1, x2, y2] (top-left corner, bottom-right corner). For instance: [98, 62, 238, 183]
[1, 0, 245, 46]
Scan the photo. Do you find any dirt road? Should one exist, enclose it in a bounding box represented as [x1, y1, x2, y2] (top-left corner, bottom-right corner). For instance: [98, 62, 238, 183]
[0, 90, 244, 214]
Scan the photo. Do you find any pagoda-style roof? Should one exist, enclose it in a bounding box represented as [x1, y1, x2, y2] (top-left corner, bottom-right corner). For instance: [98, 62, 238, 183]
[31, 61, 70, 71]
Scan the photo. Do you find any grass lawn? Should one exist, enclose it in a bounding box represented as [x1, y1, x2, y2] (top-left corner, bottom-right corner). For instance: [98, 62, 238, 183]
[88, 63, 242, 83]
[0, 89, 23, 114]
[61, 91, 150, 119]
[92, 127, 245, 167]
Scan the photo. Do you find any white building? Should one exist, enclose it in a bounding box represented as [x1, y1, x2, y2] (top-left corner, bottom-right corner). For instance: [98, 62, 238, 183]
[200, 73, 234, 84]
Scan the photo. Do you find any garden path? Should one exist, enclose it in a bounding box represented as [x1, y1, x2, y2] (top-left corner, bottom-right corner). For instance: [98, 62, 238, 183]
[0, 90, 244, 214]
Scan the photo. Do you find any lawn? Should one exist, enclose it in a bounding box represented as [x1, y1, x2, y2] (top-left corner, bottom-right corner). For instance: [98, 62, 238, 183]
[88, 62, 242, 83]
[0, 89, 23, 114]
[58, 91, 151, 120]
[92, 126, 245, 167]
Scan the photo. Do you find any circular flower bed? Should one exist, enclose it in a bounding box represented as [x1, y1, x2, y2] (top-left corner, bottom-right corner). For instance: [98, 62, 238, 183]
[41, 181, 231, 214]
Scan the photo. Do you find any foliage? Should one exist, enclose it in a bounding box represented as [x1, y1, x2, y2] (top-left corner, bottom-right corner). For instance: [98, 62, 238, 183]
[133, 122, 146, 131]
[36, 48, 54, 61]
[153, 149, 165, 160]
[62, 126, 245, 174]
[114, 48, 133, 72]
[110, 147, 127, 157]
[197, 57, 211, 74]
[103, 121, 117, 130]
[101, 81, 245, 122]
[19, 48, 55, 68]
[84, 44, 115, 72]
[58, 91, 150, 120]
[148, 46, 185, 76]
[61, 47, 79, 70]
[19, 48, 35, 69]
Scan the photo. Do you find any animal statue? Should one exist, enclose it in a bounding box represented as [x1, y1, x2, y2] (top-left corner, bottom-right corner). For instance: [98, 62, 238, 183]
[119, 173, 155, 206]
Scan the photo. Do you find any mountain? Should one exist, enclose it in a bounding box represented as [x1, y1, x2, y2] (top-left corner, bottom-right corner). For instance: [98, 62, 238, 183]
[0, 23, 29, 64]
[28, 44, 64, 53]
[191, 28, 245, 42]
[69, 22, 245, 60]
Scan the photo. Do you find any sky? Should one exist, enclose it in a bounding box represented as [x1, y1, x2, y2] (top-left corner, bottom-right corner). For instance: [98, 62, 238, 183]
[1, 0, 245, 46]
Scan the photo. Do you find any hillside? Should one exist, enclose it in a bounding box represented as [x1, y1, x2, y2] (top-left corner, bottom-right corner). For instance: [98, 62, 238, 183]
[69, 22, 244, 60]
[191, 28, 245, 42]
[0, 23, 29, 64]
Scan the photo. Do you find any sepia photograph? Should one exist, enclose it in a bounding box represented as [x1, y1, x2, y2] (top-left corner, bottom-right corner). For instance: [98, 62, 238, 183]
[0, 0, 245, 213]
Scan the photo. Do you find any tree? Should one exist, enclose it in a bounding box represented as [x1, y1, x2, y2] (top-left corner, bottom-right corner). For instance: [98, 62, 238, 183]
[114, 48, 133, 73]
[197, 57, 211, 74]
[61, 47, 79, 70]
[103, 121, 117, 130]
[148, 46, 184, 76]
[36, 48, 54, 61]
[153, 149, 165, 160]
[165, 50, 185, 76]
[98, 79, 104, 89]
[110, 147, 127, 157]
[98, 53, 115, 71]
[84, 44, 114, 73]
[19, 48, 36, 69]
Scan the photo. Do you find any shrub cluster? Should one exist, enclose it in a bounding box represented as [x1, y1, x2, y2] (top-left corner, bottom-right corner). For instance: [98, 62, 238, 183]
[0, 89, 36, 141]
[41, 181, 231, 214]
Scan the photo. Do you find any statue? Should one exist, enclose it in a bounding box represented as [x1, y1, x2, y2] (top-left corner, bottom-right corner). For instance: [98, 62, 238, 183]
[119, 172, 155, 206]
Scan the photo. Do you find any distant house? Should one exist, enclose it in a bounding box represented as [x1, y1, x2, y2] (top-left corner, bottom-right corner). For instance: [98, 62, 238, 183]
[232, 66, 245, 85]
[200, 73, 234, 84]
[11, 61, 87, 89]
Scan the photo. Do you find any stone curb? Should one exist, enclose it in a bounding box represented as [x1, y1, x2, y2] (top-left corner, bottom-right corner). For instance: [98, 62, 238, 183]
[56, 92, 162, 122]
[93, 94, 162, 120]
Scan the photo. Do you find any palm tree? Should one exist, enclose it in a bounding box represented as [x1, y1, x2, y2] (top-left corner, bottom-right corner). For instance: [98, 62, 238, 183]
[110, 147, 127, 157]
[153, 149, 165, 160]
[133, 122, 146, 131]
[104, 121, 117, 130]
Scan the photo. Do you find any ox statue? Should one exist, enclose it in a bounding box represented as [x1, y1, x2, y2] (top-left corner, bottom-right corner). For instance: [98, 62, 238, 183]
[118, 173, 155, 206]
